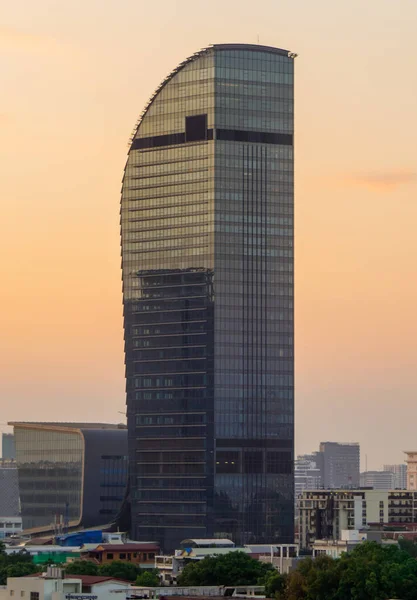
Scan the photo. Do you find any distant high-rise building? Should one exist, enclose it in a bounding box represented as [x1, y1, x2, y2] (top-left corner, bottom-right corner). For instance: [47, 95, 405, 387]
[295, 454, 322, 501]
[360, 470, 394, 489]
[11, 422, 128, 532]
[383, 464, 406, 489]
[404, 452, 417, 490]
[2, 433, 15, 460]
[0, 459, 19, 517]
[319, 442, 360, 489]
[120, 43, 296, 551]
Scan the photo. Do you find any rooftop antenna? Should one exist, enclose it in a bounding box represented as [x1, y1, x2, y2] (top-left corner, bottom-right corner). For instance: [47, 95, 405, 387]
[257, 34, 260, 44]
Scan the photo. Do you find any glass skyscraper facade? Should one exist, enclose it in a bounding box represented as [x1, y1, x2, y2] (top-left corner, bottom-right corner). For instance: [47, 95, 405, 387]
[12, 422, 128, 532]
[121, 44, 295, 552]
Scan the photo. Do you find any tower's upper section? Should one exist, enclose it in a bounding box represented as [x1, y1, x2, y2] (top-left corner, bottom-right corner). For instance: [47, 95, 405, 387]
[128, 43, 296, 149]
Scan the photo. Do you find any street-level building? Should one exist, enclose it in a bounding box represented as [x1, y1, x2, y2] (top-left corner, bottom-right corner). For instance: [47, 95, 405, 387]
[80, 543, 159, 568]
[121, 43, 296, 551]
[0, 570, 128, 600]
[312, 529, 397, 559]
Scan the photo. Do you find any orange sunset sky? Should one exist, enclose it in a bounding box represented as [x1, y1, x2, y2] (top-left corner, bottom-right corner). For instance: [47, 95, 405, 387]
[1, 0, 417, 469]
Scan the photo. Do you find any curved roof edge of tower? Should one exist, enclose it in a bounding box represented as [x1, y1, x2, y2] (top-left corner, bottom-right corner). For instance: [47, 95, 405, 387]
[127, 43, 297, 148]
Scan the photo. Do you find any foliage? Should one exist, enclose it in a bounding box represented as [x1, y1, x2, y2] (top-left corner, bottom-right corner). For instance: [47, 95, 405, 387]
[0, 548, 38, 585]
[275, 542, 417, 600]
[264, 570, 286, 597]
[64, 560, 99, 575]
[177, 551, 274, 586]
[135, 569, 160, 586]
[98, 560, 142, 582]
[398, 537, 417, 558]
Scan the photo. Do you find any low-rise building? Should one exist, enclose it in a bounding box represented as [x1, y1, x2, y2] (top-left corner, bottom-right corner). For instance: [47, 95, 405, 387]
[107, 585, 266, 599]
[0, 516, 22, 540]
[80, 543, 159, 568]
[312, 529, 397, 559]
[298, 489, 417, 549]
[0, 569, 128, 600]
[155, 539, 299, 583]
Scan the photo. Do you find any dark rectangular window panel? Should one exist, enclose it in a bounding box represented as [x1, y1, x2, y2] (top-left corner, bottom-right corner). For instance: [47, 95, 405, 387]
[186, 115, 207, 142]
[136, 438, 206, 450]
[216, 451, 240, 474]
[131, 128, 290, 150]
[266, 451, 293, 474]
[216, 438, 292, 448]
[132, 132, 185, 150]
[216, 128, 292, 145]
[244, 451, 263, 474]
[131, 129, 214, 150]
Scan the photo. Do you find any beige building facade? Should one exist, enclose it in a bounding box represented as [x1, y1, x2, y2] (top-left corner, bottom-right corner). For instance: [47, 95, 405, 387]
[298, 489, 417, 549]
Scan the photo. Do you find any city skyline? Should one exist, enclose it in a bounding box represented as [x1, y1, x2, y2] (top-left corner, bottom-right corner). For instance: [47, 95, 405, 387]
[1, 0, 417, 471]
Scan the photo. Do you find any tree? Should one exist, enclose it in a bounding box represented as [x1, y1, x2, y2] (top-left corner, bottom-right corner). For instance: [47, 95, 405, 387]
[263, 570, 286, 597]
[177, 551, 274, 586]
[0, 548, 38, 585]
[275, 542, 417, 600]
[398, 537, 417, 558]
[64, 560, 99, 576]
[135, 570, 160, 587]
[98, 561, 142, 582]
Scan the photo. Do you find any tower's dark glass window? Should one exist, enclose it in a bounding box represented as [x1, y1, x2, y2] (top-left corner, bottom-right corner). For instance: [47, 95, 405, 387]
[186, 114, 207, 142]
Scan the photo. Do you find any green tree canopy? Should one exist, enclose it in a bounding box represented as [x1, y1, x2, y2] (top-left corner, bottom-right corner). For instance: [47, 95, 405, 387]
[64, 560, 99, 576]
[135, 569, 160, 587]
[275, 541, 417, 600]
[0, 548, 38, 585]
[98, 560, 142, 582]
[398, 537, 417, 558]
[177, 551, 274, 586]
[263, 570, 286, 597]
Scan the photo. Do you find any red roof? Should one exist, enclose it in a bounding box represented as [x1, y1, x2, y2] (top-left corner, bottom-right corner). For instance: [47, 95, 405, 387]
[24, 575, 129, 584]
[91, 544, 159, 552]
[66, 575, 129, 585]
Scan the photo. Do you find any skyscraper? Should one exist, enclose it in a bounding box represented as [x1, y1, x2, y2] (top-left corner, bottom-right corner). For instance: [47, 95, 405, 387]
[121, 44, 295, 551]
[383, 464, 407, 489]
[319, 442, 360, 489]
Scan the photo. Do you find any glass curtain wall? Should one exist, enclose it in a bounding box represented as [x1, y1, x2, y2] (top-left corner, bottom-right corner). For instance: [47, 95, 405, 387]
[121, 45, 294, 551]
[14, 426, 83, 530]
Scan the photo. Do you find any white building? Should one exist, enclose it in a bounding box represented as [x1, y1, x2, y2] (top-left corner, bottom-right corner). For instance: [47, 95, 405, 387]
[0, 517, 22, 540]
[294, 455, 322, 501]
[0, 569, 129, 600]
[312, 530, 397, 559]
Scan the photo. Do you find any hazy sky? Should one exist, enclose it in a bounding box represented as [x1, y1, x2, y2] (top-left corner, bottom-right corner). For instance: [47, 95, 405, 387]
[1, 0, 417, 469]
